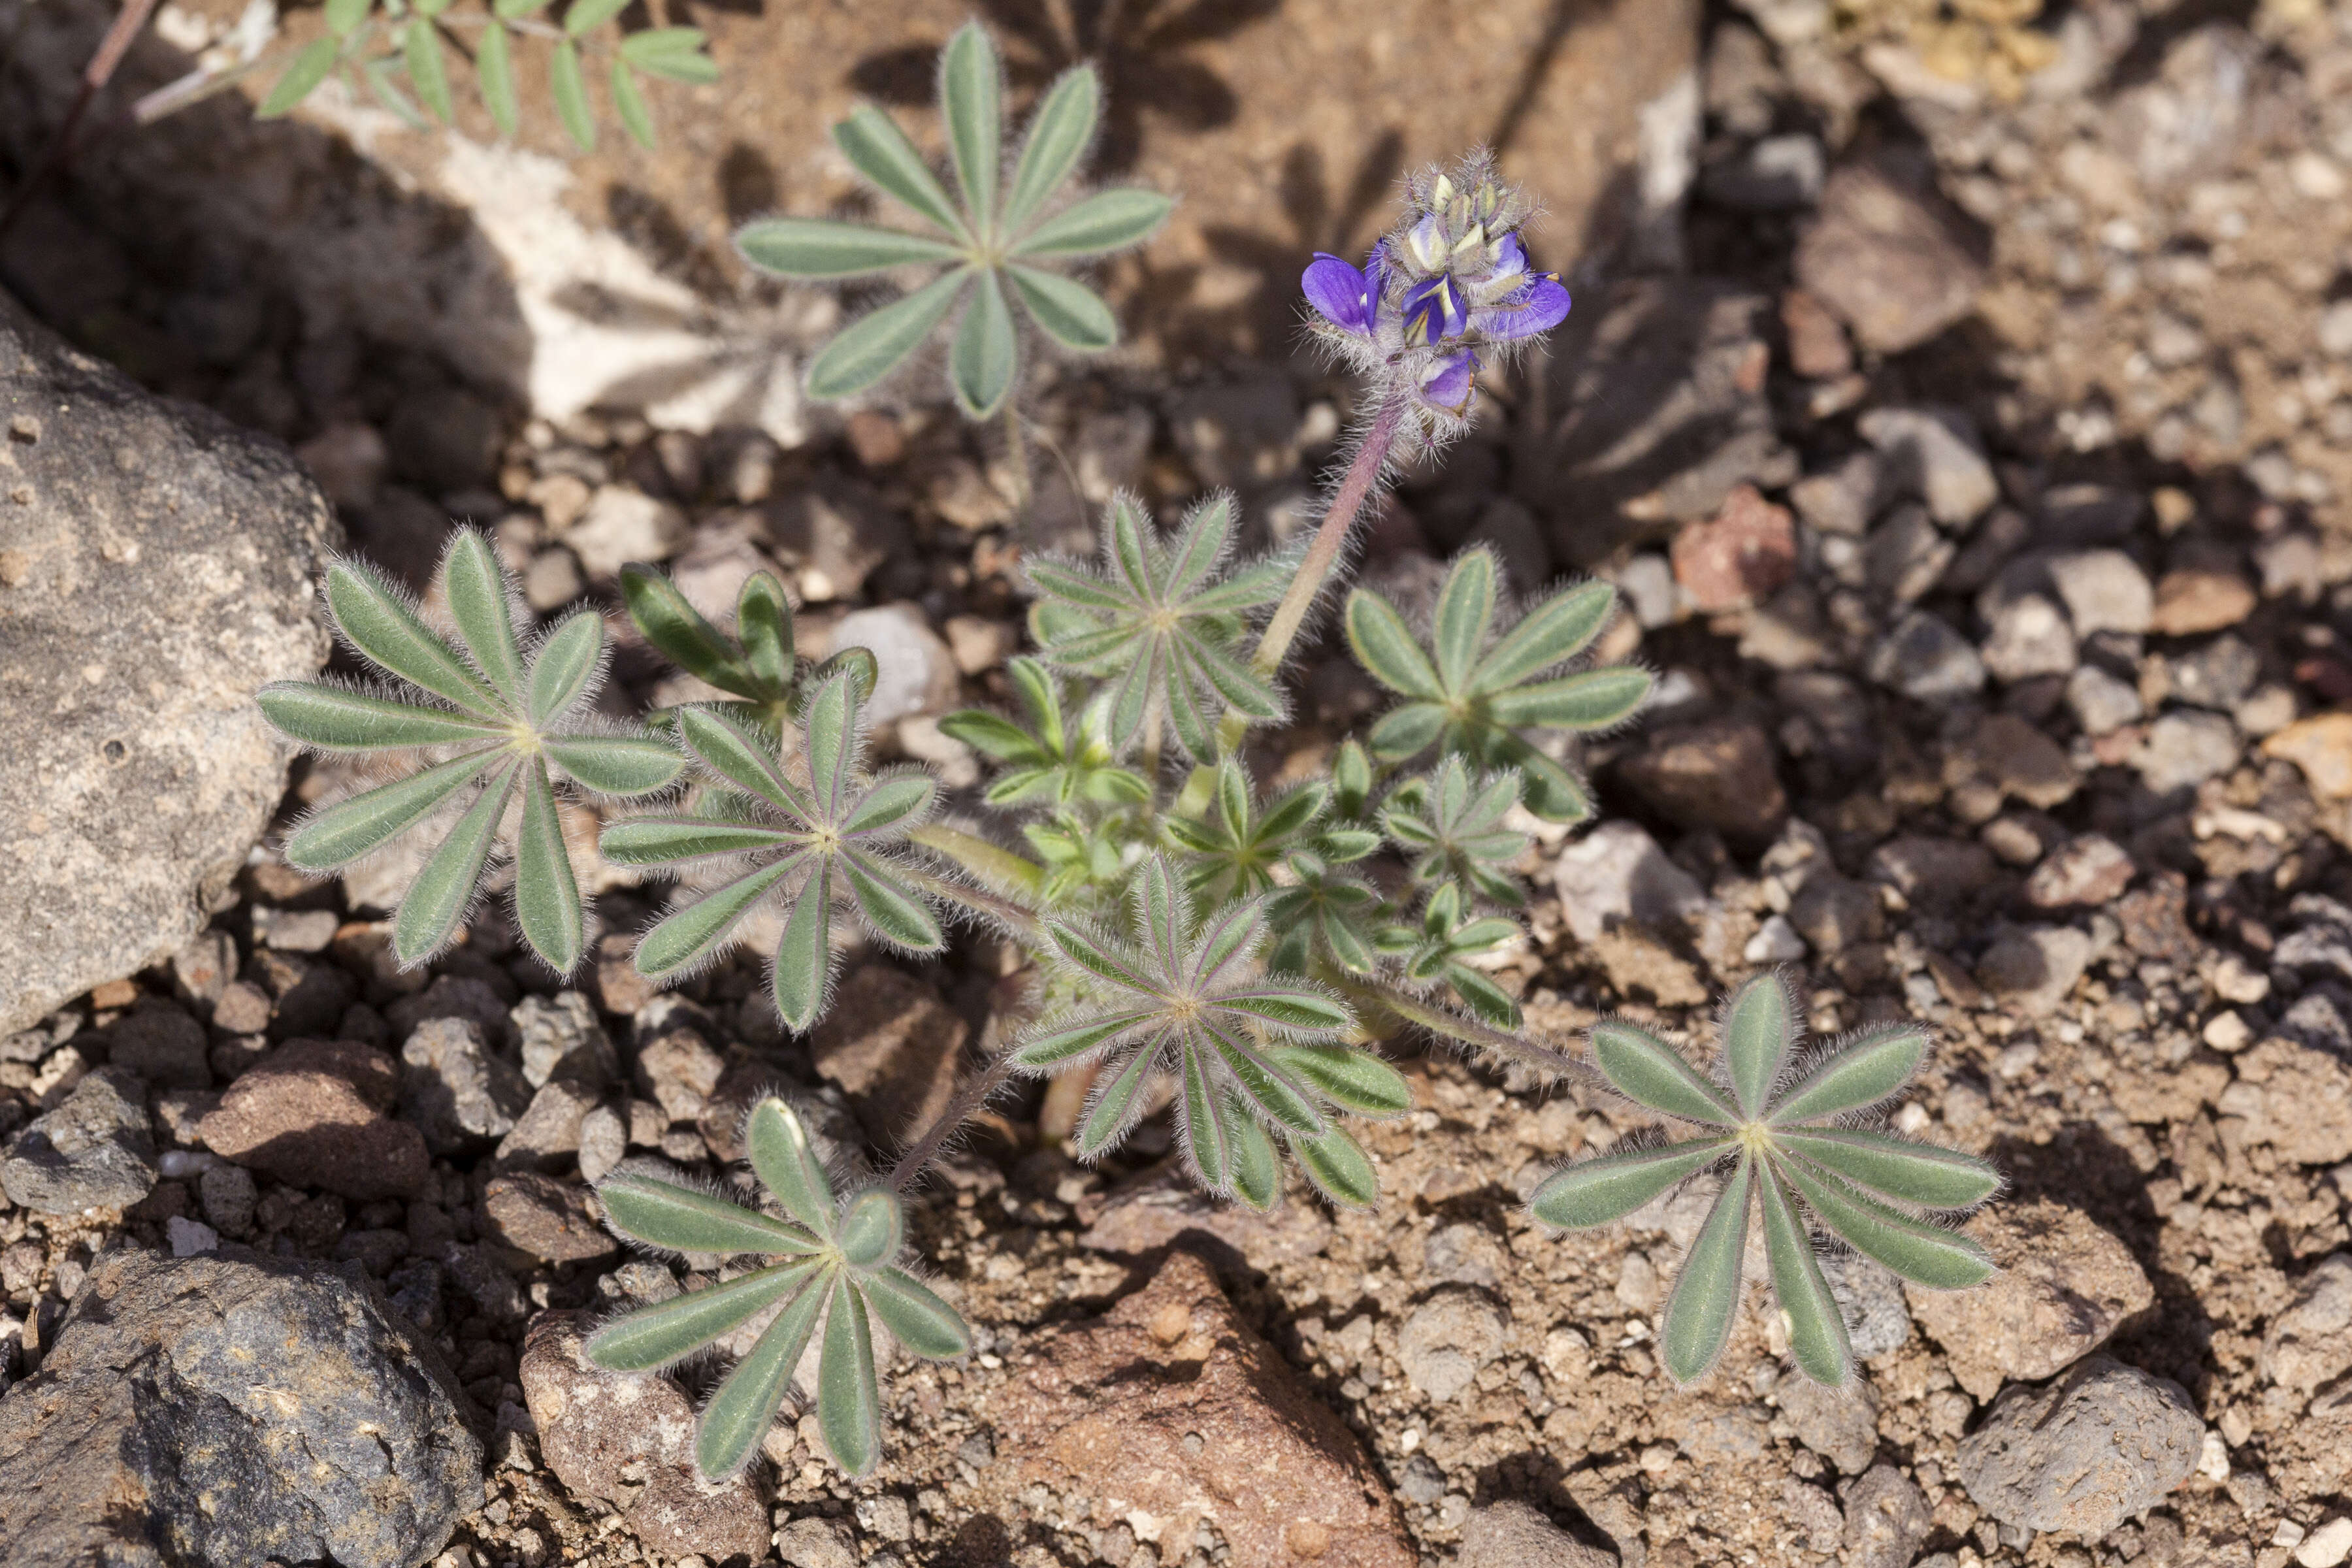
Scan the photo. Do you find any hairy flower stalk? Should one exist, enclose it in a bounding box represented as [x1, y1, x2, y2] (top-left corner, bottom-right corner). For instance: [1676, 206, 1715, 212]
[1252, 154, 1572, 685]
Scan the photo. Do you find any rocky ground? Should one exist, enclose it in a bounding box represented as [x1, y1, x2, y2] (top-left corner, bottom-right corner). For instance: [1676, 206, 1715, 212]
[5, 2, 2352, 1567]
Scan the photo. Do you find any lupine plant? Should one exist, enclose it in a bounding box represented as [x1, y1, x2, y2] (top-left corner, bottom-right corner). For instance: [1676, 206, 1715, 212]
[257, 64, 1999, 1481]
[1531, 976, 2000, 1386]
[734, 22, 1172, 422]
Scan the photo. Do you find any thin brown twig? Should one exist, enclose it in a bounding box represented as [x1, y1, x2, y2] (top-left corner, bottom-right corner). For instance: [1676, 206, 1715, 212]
[0, 0, 160, 243]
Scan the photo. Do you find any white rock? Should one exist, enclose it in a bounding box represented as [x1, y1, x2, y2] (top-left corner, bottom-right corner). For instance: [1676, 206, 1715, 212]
[1744, 915, 1808, 964]
[1552, 821, 1708, 946]
[166, 1216, 220, 1257]
[1858, 406, 1999, 525]
[2296, 1517, 2352, 1568]
[828, 604, 956, 727]
[2048, 549, 2155, 636]
[564, 487, 689, 580]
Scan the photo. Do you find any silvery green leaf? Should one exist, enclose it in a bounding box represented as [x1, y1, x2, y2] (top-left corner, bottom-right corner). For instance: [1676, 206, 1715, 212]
[1269, 1045, 1411, 1117]
[1474, 579, 1615, 687]
[1769, 1026, 1933, 1124]
[287, 751, 497, 870]
[597, 1168, 825, 1256]
[1659, 1154, 1753, 1385]
[527, 611, 604, 726]
[1228, 1110, 1281, 1213]
[1430, 546, 1494, 693]
[405, 16, 454, 124]
[610, 59, 656, 150]
[842, 852, 943, 953]
[694, 1264, 830, 1477]
[734, 219, 967, 278]
[621, 565, 748, 693]
[543, 734, 683, 795]
[393, 764, 517, 965]
[1774, 1129, 2000, 1210]
[1723, 973, 1793, 1120]
[1010, 188, 1172, 259]
[1183, 1049, 1230, 1192]
[831, 105, 968, 240]
[564, 0, 629, 35]
[476, 20, 519, 135]
[1590, 1021, 1739, 1126]
[514, 760, 584, 973]
[1294, 1126, 1378, 1208]
[772, 862, 834, 1030]
[743, 1095, 838, 1236]
[948, 269, 1018, 418]
[1530, 1139, 1733, 1230]
[1002, 66, 1098, 233]
[1759, 1165, 1850, 1388]
[1076, 1047, 1157, 1159]
[1774, 1154, 1995, 1290]
[836, 1190, 902, 1269]
[587, 1258, 822, 1371]
[551, 39, 595, 150]
[1008, 266, 1117, 351]
[327, 558, 498, 716]
[806, 270, 970, 400]
[257, 37, 340, 117]
[817, 1276, 880, 1477]
[634, 860, 797, 979]
[858, 1269, 971, 1360]
[257, 685, 502, 751]
[939, 23, 1001, 242]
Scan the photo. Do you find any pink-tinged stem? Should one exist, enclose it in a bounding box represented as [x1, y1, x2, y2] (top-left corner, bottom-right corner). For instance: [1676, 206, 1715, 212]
[1252, 396, 1405, 676]
[886, 1051, 1023, 1192]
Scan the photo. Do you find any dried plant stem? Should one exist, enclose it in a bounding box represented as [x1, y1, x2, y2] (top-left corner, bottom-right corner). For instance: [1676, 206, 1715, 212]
[1349, 976, 1605, 1090]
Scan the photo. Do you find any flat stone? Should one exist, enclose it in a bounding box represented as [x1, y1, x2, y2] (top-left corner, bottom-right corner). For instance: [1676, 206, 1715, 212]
[1955, 1356, 2202, 1538]
[0, 1068, 156, 1214]
[1551, 821, 1710, 945]
[1857, 406, 1998, 525]
[519, 1310, 770, 1563]
[496, 1079, 601, 1171]
[1956, 711, 2081, 809]
[0, 1247, 477, 1567]
[2135, 710, 2240, 794]
[1974, 925, 2093, 1017]
[826, 604, 958, 727]
[198, 1039, 429, 1201]
[1773, 1368, 1880, 1473]
[632, 1023, 725, 1124]
[2228, 1039, 2352, 1166]
[2266, 714, 2352, 800]
[1796, 159, 1986, 354]
[0, 291, 336, 1037]
[1908, 1198, 2153, 1399]
[1980, 593, 2078, 682]
[1868, 835, 1996, 908]
[2260, 1252, 2352, 1397]
[512, 990, 618, 1088]
[973, 1251, 1414, 1568]
[564, 485, 687, 580]
[399, 1017, 530, 1158]
[2068, 664, 2144, 735]
[1397, 1286, 1510, 1403]
[809, 965, 967, 1147]
[1616, 717, 1788, 842]
[2048, 549, 2155, 636]
[2023, 834, 2136, 908]
[1869, 612, 1984, 699]
[1789, 874, 1884, 955]
[482, 1174, 616, 1264]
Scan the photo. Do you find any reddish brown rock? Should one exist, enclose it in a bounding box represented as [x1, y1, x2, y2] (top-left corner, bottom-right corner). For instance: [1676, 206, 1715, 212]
[810, 965, 968, 1145]
[483, 1173, 617, 1264]
[2225, 1039, 2352, 1166]
[977, 1251, 1414, 1568]
[197, 1039, 427, 1201]
[632, 1024, 725, 1123]
[1781, 287, 1854, 380]
[1617, 717, 1788, 842]
[2023, 834, 2136, 909]
[1908, 1198, 2153, 1399]
[1671, 485, 1798, 611]
[519, 1311, 770, 1563]
[1795, 157, 1986, 353]
[1080, 1162, 1333, 1272]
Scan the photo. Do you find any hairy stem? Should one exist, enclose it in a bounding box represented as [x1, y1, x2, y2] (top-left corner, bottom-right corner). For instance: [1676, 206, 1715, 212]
[0, 0, 160, 241]
[1002, 400, 1032, 510]
[1251, 397, 1405, 678]
[887, 1051, 1023, 1191]
[1349, 977, 1603, 1090]
[902, 864, 1042, 943]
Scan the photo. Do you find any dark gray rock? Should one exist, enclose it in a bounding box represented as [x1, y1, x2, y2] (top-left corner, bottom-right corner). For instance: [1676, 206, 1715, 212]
[399, 1017, 529, 1157]
[0, 1246, 479, 1567]
[0, 1068, 155, 1213]
[1842, 1462, 1931, 1568]
[1774, 1367, 1880, 1474]
[1955, 1355, 2202, 1537]
[101, 1001, 211, 1090]
[512, 990, 617, 1088]
[0, 290, 337, 1036]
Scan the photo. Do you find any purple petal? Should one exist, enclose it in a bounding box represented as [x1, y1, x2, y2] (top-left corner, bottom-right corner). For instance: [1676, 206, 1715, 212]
[1475, 275, 1571, 342]
[1402, 276, 1469, 347]
[1418, 350, 1478, 414]
[1489, 231, 1528, 282]
[1303, 252, 1375, 335]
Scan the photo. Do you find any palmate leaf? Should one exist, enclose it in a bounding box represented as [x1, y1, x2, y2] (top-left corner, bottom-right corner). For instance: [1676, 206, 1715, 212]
[591, 1098, 972, 1480]
[939, 657, 1148, 809]
[1381, 755, 1529, 908]
[1347, 547, 1651, 823]
[1531, 973, 1999, 1390]
[1010, 856, 1381, 1201]
[602, 678, 945, 1032]
[258, 529, 682, 972]
[1027, 494, 1286, 762]
[736, 20, 1168, 419]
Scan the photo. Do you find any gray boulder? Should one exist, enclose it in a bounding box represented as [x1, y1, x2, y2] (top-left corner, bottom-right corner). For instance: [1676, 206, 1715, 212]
[1956, 1355, 2202, 1537]
[0, 289, 336, 1035]
[0, 1246, 480, 1567]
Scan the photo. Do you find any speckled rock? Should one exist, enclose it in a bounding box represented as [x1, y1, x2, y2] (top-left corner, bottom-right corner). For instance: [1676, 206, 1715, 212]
[0, 290, 337, 1036]
[2224, 1039, 2352, 1166]
[1955, 1356, 2202, 1537]
[518, 1310, 771, 1563]
[482, 1173, 617, 1264]
[1080, 1161, 1333, 1271]
[0, 1246, 478, 1567]
[398, 1017, 530, 1157]
[197, 1038, 429, 1200]
[1842, 1463, 1931, 1568]
[1398, 1285, 1511, 1403]
[2261, 1252, 2352, 1397]
[1908, 1198, 2154, 1398]
[0, 1068, 156, 1214]
[1457, 1500, 1615, 1567]
[976, 1250, 1414, 1568]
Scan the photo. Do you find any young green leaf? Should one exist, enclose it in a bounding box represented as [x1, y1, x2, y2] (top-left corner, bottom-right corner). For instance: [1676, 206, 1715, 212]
[806, 272, 970, 400]
[551, 39, 595, 150]
[477, 22, 519, 139]
[258, 37, 341, 117]
[694, 1265, 831, 1477]
[1659, 1156, 1753, 1384]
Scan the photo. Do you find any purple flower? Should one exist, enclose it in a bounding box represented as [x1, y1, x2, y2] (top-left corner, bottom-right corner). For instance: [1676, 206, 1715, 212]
[1303, 248, 1382, 336]
[1418, 351, 1477, 414]
[1401, 275, 1468, 347]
